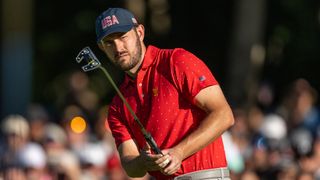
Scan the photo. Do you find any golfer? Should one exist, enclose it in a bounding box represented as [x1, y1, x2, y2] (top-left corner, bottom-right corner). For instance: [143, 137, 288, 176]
[96, 7, 235, 180]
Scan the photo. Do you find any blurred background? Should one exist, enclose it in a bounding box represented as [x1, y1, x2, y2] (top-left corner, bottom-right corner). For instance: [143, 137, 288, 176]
[1, 0, 320, 179]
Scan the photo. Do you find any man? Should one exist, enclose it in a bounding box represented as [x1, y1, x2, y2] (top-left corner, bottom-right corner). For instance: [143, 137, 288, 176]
[96, 7, 235, 180]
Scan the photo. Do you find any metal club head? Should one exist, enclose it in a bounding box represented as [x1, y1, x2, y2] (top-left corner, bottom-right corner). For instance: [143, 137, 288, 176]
[76, 47, 101, 72]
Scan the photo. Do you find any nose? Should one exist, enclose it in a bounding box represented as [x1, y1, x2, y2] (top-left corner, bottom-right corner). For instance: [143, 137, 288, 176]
[113, 39, 124, 52]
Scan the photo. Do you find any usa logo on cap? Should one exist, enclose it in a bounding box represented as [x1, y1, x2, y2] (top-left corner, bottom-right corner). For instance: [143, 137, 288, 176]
[101, 15, 120, 29]
[95, 8, 138, 42]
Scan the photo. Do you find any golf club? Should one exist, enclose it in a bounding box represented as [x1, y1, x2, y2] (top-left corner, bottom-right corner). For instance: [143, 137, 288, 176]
[75, 46, 162, 155]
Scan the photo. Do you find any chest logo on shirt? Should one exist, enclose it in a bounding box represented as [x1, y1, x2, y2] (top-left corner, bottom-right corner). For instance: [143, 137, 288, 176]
[152, 88, 158, 96]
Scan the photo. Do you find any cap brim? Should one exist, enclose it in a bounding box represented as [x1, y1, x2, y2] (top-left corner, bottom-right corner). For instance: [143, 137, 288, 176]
[97, 24, 134, 42]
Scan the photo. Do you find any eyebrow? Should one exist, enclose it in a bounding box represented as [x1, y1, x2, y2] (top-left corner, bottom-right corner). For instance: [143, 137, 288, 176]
[102, 32, 128, 42]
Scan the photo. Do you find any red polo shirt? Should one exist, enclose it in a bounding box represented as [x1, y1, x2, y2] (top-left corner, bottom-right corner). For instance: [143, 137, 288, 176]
[108, 45, 227, 179]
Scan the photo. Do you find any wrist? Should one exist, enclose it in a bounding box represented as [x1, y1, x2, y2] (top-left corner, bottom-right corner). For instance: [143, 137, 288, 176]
[172, 146, 185, 161]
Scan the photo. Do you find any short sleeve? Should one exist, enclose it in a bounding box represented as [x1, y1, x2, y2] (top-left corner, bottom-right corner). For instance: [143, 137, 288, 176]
[170, 48, 218, 104]
[107, 99, 132, 148]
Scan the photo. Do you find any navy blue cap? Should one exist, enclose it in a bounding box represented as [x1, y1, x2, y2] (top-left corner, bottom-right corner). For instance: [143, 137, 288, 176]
[95, 8, 138, 42]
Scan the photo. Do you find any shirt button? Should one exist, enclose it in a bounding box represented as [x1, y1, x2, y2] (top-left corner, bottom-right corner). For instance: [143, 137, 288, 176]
[138, 83, 142, 87]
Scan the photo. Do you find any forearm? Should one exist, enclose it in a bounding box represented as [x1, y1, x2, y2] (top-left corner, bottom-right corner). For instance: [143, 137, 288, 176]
[118, 140, 147, 177]
[121, 155, 147, 177]
[173, 107, 234, 160]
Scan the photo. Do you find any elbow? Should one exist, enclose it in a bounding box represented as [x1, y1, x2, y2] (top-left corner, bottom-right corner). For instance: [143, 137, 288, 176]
[225, 109, 235, 129]
[228, 115, 235, 128]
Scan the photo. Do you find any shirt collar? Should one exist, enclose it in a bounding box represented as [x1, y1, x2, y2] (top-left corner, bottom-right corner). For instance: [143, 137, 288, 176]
[124, 45, 159, 84]
[141, 45, 159, 70]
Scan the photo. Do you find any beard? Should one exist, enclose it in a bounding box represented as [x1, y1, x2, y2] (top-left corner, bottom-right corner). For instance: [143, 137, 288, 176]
[114, 34, 142, 71]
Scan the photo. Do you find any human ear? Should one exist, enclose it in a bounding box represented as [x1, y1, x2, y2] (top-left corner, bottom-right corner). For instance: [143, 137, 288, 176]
[136, 24, 145, 41]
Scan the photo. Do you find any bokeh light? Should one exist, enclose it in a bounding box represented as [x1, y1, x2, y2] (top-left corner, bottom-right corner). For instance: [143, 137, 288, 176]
[70, 116, 86, 133]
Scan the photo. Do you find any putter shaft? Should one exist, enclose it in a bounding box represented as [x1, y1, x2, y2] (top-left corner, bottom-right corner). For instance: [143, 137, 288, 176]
[99, 66, 163, 155]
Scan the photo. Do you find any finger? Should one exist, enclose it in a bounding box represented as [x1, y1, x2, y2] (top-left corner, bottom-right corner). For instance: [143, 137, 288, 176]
[144, 154, 167, 171]
[163, 164, 180, 175]
[142, 143, 152, 153]
[155, 154, 169, 164]
[141, 150, 162, 161]
[145, 162, 160, 171]
[162, 158, 170, 166]
[162, 159, 180, 175]
[157, 159, 170, 169]
[160, 158, 170, 168]
[144, 157, 162, 171]
[167, 163, 181, 175]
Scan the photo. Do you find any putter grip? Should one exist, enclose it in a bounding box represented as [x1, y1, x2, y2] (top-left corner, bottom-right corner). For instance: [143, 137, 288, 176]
[145, 133, 162, 154]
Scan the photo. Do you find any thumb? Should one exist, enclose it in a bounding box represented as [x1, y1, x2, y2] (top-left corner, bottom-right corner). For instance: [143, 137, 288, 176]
[142, 142, 152, 153]
[161, 148, 170, 155]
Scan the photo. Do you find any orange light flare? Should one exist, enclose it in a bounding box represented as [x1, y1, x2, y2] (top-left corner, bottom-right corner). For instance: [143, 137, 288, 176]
[70, 116, 87, 134]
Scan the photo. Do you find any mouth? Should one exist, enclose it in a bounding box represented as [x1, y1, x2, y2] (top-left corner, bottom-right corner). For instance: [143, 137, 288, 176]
[115, 53, 129, 65]
[115, 52, 129, 59]
[116, 52, 130, 62]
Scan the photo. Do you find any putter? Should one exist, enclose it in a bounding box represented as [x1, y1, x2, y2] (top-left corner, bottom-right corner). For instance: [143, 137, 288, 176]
[76, 46, 163, 155]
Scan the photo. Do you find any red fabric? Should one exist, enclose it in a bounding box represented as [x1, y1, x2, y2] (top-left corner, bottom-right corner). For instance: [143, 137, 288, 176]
[106, 153, 122, 170]
[108, 45, 227, 179]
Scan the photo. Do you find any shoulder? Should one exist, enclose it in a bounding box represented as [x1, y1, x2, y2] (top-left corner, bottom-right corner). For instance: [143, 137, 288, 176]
[169, 48, 206, 71]
[153, 47, 198, 66]
[170, 48, 201, 65]
[154, 46, 191, 59]
[171, 48, 193, 59]
[155, 47, 206, 73]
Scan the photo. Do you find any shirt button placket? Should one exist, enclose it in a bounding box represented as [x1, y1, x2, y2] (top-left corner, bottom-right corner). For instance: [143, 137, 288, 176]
[138, 82, 144, 103]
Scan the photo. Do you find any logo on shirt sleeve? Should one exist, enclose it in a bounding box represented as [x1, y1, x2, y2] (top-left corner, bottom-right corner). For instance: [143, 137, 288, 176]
[199, 75, 206, 82]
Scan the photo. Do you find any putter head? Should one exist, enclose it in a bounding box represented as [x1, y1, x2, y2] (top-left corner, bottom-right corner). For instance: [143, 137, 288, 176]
[76, 47, 101, 72]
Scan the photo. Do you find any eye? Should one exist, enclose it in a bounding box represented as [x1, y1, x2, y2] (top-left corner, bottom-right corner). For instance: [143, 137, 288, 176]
[101, 39, 113, 47]
[120, 34, 128, 40]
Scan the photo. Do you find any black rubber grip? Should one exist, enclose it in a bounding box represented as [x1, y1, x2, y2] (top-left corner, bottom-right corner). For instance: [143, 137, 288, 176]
[145, 133, 163, 155]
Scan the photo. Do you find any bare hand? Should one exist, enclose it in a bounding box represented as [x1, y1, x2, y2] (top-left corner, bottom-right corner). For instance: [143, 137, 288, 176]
[160, 148, 183, 175]
[140, 144, 172, 171]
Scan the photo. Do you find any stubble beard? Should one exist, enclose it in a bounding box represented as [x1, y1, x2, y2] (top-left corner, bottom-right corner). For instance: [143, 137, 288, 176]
[116, 36, 142, 71]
